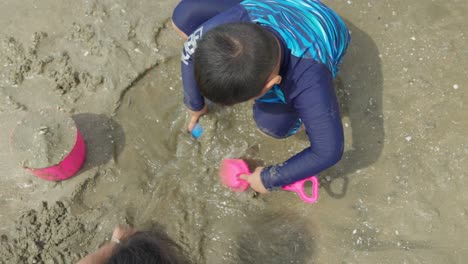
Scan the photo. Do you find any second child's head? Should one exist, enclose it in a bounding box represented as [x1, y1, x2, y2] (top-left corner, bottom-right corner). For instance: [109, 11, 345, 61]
[194, 23, 281, 105]
[107, 231, 184, 264]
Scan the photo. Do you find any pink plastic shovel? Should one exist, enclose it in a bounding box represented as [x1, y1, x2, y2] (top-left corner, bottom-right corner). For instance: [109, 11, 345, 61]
[220, 159, 319, 203]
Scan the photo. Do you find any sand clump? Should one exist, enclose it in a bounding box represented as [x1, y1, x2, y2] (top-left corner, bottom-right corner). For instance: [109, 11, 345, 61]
[1, 32, 48, 86]
[0, 201, 93, 264]
[0, 32, 104, 96]
[11, 110, 77, 169]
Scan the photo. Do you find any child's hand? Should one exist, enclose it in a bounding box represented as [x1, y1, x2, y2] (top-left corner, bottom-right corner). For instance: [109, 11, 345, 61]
[239, 167, 269, 194]
[188, 104, 208, 131]
[111, 225, 137, 244]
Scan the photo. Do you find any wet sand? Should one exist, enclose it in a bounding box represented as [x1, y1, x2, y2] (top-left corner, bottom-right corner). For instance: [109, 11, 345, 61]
[1, 0, 467, 263]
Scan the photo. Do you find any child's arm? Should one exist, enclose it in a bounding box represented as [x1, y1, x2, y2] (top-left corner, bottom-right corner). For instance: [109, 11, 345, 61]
[77, 242, 117, 264]
[261, 64, 344, 189]
[173, 1, 219, 131]
[173, 0, 243, 110]
[78, 225, 136, 264]
[180, 29, 207, 131]
[173, 1, 248, 131]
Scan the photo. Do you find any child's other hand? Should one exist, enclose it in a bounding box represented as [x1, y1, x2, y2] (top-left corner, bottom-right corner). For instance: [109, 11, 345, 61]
[188, 104, 208, 131]
[239, 167, 269, 194]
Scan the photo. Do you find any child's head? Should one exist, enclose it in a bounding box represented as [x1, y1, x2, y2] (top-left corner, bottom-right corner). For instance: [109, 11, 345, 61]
[194, 23, 281, 106]
[107, 231, 184, 264]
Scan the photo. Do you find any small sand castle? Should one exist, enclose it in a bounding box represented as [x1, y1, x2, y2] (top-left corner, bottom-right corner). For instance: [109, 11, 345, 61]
[11, 110, 77, 169]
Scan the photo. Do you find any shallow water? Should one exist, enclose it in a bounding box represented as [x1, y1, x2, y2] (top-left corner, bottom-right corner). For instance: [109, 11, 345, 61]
[1, 0, 467, 263]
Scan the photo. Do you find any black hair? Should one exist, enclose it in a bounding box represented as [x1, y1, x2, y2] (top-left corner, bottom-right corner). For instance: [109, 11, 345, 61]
[194, 23, 279, 105]
[107, 231, 185, 264]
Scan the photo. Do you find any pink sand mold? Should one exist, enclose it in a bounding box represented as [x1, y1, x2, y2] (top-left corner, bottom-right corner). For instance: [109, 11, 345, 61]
[27, 129, 86, 181]
[220, 159, 319, 203]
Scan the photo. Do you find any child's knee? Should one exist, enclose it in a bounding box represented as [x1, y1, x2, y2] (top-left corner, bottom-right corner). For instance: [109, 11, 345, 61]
[171, 19, 188, 40]
[255, 122, 292, 139]
[257, 126, 291, 139]
[253, 105, 299, 139]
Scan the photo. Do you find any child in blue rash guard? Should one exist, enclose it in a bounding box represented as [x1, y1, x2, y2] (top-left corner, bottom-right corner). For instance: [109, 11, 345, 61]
[172, 0, 350, 193]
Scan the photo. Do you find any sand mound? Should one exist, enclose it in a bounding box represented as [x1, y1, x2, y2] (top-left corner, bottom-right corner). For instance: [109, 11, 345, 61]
[0, 201, 95, 264]
[11, 110, 76, 169]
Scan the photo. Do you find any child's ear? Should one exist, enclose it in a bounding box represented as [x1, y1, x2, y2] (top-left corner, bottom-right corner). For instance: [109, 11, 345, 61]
[265, 75, 282, 89]
[254, 75, 282, 99]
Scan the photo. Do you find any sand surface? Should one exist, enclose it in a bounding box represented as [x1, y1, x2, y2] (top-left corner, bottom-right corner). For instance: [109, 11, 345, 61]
[1, 0, 467, 263]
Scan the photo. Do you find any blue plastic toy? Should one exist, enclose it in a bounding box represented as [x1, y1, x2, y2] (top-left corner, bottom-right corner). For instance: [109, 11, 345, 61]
[191, 123, 203, 139]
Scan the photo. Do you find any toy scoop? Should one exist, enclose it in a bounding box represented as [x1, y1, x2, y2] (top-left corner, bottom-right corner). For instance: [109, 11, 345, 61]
[191, 123, 203, 139]
[219, 159, 319, 203]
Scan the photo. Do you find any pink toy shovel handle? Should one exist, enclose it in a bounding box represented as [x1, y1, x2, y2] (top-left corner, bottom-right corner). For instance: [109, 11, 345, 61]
[220, 159, 320, 203]
[282, 176, 319, 203]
